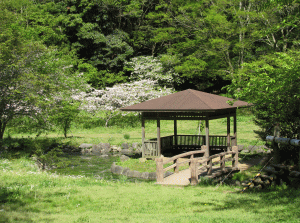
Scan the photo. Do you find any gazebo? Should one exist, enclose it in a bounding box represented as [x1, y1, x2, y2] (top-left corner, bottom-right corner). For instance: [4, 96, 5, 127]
[121, 89, 251, 158]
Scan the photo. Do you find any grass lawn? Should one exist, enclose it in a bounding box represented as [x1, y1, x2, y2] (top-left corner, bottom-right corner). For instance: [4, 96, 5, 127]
[4, 113, 264, 147]
[2, 113, 294, 222]
[1, 158, 300, 223]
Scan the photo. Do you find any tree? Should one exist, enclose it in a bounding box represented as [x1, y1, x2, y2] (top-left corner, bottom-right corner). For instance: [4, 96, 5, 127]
[72, 80, 173, 127]
[0, 10, 82, 139]
[124, 56, 181, 88]
[229, 50, 300, 164]
[49, 100, 80, 138]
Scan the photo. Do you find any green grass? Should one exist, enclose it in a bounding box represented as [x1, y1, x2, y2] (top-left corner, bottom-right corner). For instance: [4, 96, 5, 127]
[47, 155, 120, 179]
[4, 113, 264, 148]
[1, 158, 300, 223]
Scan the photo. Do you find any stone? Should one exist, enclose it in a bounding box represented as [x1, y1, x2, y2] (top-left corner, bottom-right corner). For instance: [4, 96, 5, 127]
[238, 145, 244, 151]
[131, 142, 139, 149]
[120, 155, 130, 162]
[256, 148, 265, 154]
[114, 165, 123, 175]
[110, 163, 116, 173]
[122, 168, 130, 176]
[127, 170, 135, 178]
[79, 143, 94, 149]
[121, 149, 133, 156]
[235, 181, 241, 186]
[121, 143, 129, 150]
[248, 145, 258, 152]
[132, 170, 142, 178]
[149, 172, 157, 180]
[92, 144, 102, 155]
[164, 172, 173, 177]
[140, 172, 149, 180]
[111, 146, 121, 152]
[99, 143, 111, 154]
[100, 154, 109, 159]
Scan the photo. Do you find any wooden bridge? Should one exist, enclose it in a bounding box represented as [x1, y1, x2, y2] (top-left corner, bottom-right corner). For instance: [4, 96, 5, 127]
[155, 145, 239, 186]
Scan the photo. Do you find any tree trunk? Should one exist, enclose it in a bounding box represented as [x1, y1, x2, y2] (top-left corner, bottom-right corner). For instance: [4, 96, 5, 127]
[0, 120, 6, 140]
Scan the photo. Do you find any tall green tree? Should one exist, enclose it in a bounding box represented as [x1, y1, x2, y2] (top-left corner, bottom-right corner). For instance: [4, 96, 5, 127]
[229, 50, 300, 164]
[0, 5, 82, 139]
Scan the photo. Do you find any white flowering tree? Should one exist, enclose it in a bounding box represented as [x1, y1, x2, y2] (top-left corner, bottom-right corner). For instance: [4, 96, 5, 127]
[124, 56, 180, 88]
[73, 80, 173, 127]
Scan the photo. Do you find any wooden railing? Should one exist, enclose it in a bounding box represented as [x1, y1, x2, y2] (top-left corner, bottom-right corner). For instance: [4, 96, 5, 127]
[156, 146, 239, 185]
[144, 135, 236, 157]
[144, 139, 158, 157]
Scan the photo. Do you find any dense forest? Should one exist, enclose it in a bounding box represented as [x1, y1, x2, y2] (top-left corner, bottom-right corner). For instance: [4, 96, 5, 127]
[1, 0, 300, 156]
[3, 0, 300, 90]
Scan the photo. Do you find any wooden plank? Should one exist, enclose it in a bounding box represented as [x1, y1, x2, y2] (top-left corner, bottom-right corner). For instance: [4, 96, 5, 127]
[227, 116, 230, 151]
[156, 157, 164, 183]
[142, 118, 145, 158]
[233, 112, 237, 146]
[206, 119, 209, 152]
[157, 119, 161, 157]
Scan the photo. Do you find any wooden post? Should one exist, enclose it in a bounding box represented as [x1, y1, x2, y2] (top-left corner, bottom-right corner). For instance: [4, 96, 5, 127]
[156, 157, 164, 183]
[220, 155, 225, 172]
[190, 158, 198, 185]
[142, 117, 145, 158]
[227, 115, 231, 151]
[233, 112, 237, 146]
[207, 158, 212, 175]
[174, 159, 179, 173]
[157, 119, 161, 157]
[205, 118, 209, 153]
[174, 119, 178, 149]
[232, 146, 239, 168]
[202, 145, 209, 159]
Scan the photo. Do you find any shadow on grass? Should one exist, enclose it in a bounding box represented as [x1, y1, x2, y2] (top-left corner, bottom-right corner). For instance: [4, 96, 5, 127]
[192, 187, 300, 221]
[0, 187, 45, 223]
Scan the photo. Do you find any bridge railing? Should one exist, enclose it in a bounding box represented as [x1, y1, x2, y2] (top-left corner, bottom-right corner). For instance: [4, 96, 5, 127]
[156, 146, 208, 183]
[156, 146, 239, 185]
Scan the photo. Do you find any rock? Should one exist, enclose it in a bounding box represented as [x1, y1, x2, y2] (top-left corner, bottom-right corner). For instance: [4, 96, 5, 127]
[256, 148, 265, 154]
[120, 155, 130, 162]
[114, 165, 123, 175]
[235, 180, 241, 186]
[121, 149, 133, 156]
[127, 170, 135, 178]
[164, 172, 173, 177]
[81, 148, 92, 155]
[79, 143, 94, 149]
[111, 146, 121, 153]
[99, 143, 111, 154]
[131, 143, 139, 149]
[149, 172, 157, 180]
[122, 167, 130, 176]
[132, 170, 142, 178]
[121, 143, 129, 150]
[140, 172, 149, 180]
[248, 145, 259, 152]
[242, 149, 250, 153]
[100, 154, 109, 159]
[110, 162, 116, 173]
[92, 144, 102, 155]
[238, 145, 244, 151]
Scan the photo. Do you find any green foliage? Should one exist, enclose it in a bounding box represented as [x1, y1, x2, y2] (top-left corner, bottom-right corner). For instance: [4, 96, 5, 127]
[123, 134, 130, 140]
[78, 62, 127, 89]
[230, 50, 300, 164]
[50, 100, 80, 138]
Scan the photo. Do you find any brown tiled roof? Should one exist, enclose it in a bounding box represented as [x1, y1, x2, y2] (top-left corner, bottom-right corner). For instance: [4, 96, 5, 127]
[121, 89, 251, 112]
